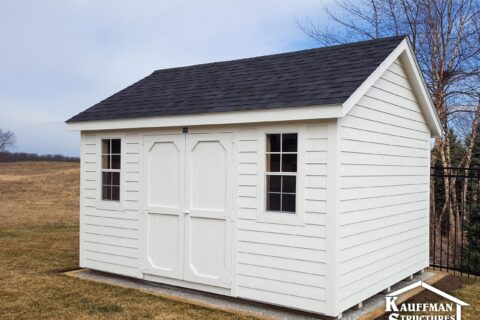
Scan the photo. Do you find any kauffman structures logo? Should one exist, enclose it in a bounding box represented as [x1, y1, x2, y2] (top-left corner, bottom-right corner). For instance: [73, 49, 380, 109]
[385, 281, 469, 320]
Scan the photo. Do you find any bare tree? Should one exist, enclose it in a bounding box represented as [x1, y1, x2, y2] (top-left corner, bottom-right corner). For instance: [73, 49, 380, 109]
[301, 0, 480, 165]
[0, 129, 16, 151]
[300, 0, 480, 258]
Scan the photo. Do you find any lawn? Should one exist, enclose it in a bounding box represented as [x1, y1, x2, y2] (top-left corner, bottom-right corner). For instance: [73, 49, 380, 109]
[0, 162, 478, 319]
[0, 162, 255, 320]
[454, 277, 480, 319]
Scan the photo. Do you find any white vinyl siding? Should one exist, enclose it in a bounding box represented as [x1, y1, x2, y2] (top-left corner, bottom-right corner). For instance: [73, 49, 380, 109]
[236, 124, 328, 314]
[80, 132, 142, 278]
[77, 57, 433, 316]
[81, 124, 329, 313]
[337, 58, 430, 311]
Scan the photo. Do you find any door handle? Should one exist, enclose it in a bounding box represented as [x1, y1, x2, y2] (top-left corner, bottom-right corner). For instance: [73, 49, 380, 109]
[184, 211, 190, 215]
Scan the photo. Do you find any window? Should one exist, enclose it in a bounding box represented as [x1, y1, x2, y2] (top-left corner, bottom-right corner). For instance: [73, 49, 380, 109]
[265, 133, 297, 213]
[101, 139, 121, 201]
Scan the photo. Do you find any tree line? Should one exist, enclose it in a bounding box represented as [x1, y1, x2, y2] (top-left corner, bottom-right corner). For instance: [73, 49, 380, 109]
[0, 129, 79, 162]
[0, 151, 79, 163]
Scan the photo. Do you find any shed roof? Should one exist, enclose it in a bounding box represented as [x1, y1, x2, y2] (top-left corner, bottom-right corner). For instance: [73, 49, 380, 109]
[67, 36, 406, 123]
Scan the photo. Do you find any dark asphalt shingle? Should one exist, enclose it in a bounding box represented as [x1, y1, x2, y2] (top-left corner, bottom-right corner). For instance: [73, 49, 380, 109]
[67, 36, 406, 123]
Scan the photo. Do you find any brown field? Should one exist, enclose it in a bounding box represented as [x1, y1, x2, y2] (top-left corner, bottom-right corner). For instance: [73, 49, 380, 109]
[0, 162, 79, 227]
[0, 162, 254, 320]
[0, 161, 478, 319]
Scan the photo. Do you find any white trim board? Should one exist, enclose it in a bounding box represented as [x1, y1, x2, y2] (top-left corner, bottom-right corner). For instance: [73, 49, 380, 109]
[67, 104, 343, 131]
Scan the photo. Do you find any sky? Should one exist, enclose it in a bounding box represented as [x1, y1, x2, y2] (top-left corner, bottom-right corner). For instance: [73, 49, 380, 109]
[0, 1, 329, 156]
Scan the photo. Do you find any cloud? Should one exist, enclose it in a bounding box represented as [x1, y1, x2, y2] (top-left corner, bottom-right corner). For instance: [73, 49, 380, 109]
[0, 1, 328, 156]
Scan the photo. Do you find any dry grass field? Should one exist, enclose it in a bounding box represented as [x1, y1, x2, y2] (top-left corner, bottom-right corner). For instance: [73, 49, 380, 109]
[0, 161, 478, 319]
[0, 162, 79, 226]
[0, 162, 254, 320]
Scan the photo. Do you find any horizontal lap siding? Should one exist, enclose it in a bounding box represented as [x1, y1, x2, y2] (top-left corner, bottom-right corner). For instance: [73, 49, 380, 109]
[82, 135, 97, 208]
[80, 133, 141, 277]
[338, 59, 430, 311]
[236, 126, 328, 313]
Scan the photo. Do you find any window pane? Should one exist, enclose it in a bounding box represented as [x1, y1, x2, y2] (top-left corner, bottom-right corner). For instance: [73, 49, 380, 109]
[282, 194, 296, 213]
[266, 175, 281, 192]
[266, 193, 281, 211]
[102, 139, 110, 154]
[102, 185, 111, 200]
[282, 133, 297, 152]
[102, 172, 111, 185]
[282, 154, 297, 172]
[282, 176, 296, 193]
[266, 154, 280, 172]
[112, 172, 120, 186]
[111, 139, 121, 154]
[111, 155, 121, 169]
[102, 155, 110, 169]
[266, 134, 281, 152]
[112, 186, 120, 201]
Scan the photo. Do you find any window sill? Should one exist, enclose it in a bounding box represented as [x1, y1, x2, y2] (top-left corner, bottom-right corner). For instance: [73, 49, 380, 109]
[95, 200, 125, 212]
[256, 211, 305, 226]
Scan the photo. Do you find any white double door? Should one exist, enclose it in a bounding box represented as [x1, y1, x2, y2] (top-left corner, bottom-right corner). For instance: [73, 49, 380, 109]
[142, 133, 233, 288]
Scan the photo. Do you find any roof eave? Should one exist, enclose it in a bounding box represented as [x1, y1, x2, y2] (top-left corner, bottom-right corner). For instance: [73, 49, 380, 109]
[402, 39, 443, 138]
[66, 104, 343, 131]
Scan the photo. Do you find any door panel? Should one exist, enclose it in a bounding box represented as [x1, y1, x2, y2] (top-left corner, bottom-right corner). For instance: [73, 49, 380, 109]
[142, 135, 185, 279]
[184, 134, 232, 288]
[147, 140, 183, 209]
[188, 217, 227, 277]
[189, 141, 227, 213]
[146, 214, 179, 271]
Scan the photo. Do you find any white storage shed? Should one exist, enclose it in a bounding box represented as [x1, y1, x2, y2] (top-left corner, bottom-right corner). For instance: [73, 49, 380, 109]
[67, 36, 442, 318]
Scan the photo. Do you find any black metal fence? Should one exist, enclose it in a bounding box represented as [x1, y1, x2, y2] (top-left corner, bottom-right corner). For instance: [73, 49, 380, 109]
[430, 167, 480, 278]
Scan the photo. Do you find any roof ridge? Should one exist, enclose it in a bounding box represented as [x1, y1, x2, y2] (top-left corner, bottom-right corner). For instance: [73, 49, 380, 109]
[152, 35, 407, 74]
